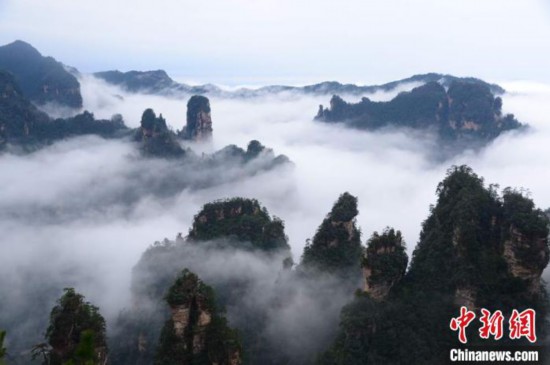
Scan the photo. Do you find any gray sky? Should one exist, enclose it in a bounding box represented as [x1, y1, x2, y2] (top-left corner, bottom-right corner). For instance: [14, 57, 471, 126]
[1, 0, 549, 85]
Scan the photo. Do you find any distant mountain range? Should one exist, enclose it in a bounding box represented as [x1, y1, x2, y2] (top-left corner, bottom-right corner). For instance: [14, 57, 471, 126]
[93, 69, 505, 99]
[0, 40, 521, 153]
[0, 40, 505, 105]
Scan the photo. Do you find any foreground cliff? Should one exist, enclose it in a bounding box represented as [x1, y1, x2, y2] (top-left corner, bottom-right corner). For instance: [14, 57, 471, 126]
[38, 289, 108, 365]
[320, 166, 549, 364]
[109, 198, 292, 365]
[156, 269, 242, 365]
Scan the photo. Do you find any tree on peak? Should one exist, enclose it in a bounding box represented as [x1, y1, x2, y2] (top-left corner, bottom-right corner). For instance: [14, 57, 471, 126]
[363, 228, 408, 301]
[329, 192, 359, 222]
[156, 269, 242, 365]
[43, 288, 107, 365]
[187, 198, 290, 252]
[409, 165, 501, 294]
[136, 108, 184, 158]
[245, 140, 266, 159]
[301, 192, 362, 279]
[321, 167, 550, 364]
[141, 108, 157, 131]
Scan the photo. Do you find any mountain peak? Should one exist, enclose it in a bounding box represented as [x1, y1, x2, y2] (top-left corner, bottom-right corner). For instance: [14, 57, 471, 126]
[0, 40, 83, 108]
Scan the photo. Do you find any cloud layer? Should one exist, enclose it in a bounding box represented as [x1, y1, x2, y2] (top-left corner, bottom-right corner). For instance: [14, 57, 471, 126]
[1, 77, 550, 358]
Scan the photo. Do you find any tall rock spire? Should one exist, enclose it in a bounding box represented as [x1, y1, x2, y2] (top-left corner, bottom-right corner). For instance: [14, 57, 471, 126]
[183, 95, 212, 141]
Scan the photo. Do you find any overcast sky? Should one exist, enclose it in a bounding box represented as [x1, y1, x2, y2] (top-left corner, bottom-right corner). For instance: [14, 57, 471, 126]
[1, 0, 549, 85]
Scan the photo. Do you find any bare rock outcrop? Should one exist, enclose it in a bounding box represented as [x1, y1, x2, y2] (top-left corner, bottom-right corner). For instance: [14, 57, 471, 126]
[182, 95, 213, 141]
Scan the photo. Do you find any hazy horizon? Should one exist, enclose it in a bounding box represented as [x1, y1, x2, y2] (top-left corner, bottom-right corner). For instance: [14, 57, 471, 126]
[1, 0, 549, 85]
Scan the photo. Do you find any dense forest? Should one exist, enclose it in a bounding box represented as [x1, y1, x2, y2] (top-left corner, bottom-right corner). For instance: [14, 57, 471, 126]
[1, 166, 547, 364]
[1, 40, 548, 365]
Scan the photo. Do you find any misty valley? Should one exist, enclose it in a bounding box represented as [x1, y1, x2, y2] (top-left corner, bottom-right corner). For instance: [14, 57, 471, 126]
[1, 40, 550, 365]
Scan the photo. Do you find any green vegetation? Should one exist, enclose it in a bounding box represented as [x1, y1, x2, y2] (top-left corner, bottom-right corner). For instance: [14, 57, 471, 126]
[320, 166, 550, 364]
[363, 228, 408, 293]
[0, 40, 83, 108]
[156, 269, 242, 365]
[0, 70, 128, 149]
[301, 192, 363, 279]
[44, 288, 107, 365]
[316, 80, 521, 144]
[93, 70, 175, 93]
[135, 108, 185, 158]
[188, 197, 290, 252]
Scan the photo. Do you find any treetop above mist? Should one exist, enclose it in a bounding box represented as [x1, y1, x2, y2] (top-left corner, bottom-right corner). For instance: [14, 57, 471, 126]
[188, 197, 290, 253]
[300, 192, 363, 279]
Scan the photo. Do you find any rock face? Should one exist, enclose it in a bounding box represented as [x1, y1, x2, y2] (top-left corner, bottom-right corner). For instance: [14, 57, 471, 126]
[500, 190, 550, 296]
[300, 192, 363, 279]
[362, 229, 408, 301]
[45, 288, 108, 365]
[182, 95, 212, 141]
[315, 81, 521, 144]
[0, 40, 82, 108]
[155, 269, 242, 365]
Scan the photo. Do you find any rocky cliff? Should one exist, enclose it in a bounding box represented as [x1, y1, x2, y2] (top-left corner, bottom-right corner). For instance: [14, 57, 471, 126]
[109, 198, 292, 365]
[0, 40, 82, 108]
[156, 269, 242, 365]
[181, 95, 213, 141]
[134, 108, 185, 157]
[315, 81, 521, 145]
[300, 192, 363, 280]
